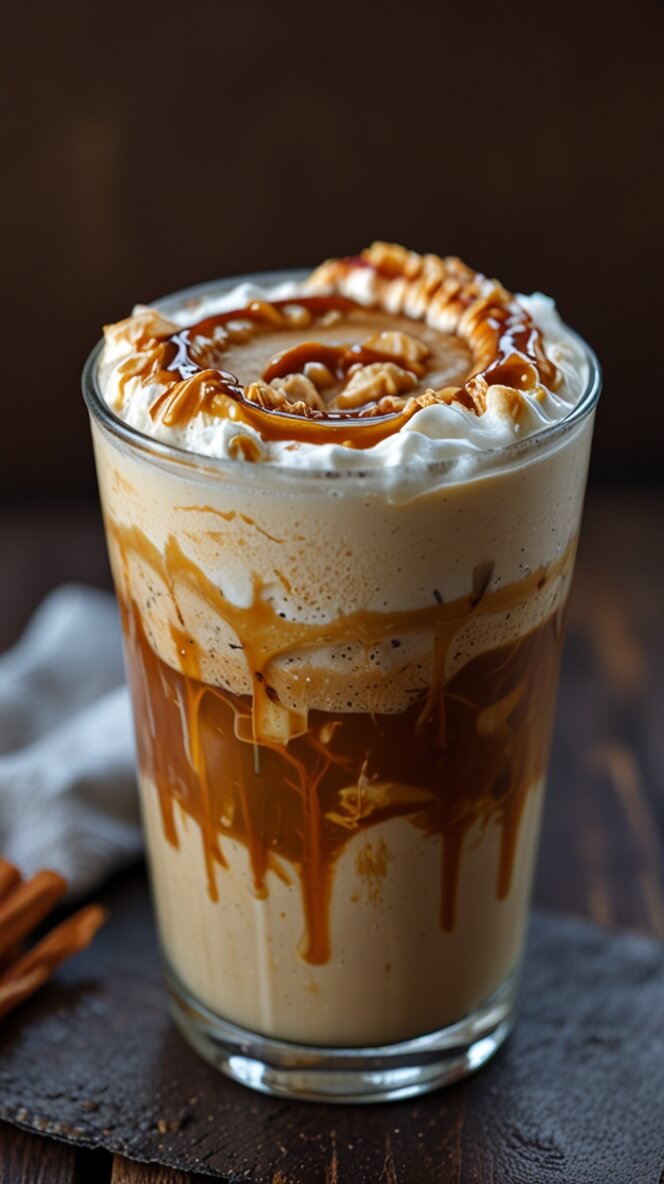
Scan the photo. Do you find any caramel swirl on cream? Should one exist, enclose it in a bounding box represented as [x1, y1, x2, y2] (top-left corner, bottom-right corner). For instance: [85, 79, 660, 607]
[99, 245, 588, 467]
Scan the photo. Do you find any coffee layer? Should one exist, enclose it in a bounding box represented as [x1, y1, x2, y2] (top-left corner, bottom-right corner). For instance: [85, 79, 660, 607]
[120, 556, 567, 965]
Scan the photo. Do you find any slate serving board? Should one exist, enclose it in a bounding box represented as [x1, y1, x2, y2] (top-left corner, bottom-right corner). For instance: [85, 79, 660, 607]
[0, 866, 662, 1184]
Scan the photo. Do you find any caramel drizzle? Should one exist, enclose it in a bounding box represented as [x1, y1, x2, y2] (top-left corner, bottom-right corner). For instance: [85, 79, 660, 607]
[335, 253, 558, 396]
[123, 296, 416, 448]
[108, 518, 574, 964]
[115, 249, 558, 447]
[261, 340, 428, 384]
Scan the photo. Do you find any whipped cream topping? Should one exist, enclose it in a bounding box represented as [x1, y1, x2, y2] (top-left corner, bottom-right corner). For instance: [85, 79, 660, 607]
[98, 243, 590, 473]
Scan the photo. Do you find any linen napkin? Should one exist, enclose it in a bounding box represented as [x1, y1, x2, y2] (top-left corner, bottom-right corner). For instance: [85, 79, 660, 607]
[0, 585, 141, 896]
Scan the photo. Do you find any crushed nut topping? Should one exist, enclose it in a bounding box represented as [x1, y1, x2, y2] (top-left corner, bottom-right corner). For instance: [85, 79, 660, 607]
[361, 330, 429, 374]
[333, 362, 418, 410]
[270, 374, 326, 411]
[112, 244, 560, 448]
[363, 241, 423, 280]
[304, 361, 336, 390]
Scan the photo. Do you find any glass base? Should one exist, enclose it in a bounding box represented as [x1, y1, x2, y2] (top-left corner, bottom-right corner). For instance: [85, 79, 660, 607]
[165, 962, 517, 1103]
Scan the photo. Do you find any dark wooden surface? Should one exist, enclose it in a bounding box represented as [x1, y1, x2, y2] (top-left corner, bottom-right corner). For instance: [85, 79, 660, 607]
[0, 487, 663, 1182]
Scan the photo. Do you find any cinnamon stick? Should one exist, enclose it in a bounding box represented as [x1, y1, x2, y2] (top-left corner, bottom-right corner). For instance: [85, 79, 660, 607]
[0, 860, 20, 903]
[0, 904, 107, 1019]
[0, 869, 67, 963]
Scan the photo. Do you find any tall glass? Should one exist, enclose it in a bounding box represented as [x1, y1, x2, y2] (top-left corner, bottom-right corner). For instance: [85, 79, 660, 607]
[83, 273, 600, 1102]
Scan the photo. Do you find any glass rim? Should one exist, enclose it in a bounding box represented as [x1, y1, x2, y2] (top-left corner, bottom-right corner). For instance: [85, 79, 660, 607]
[82, 268, 602, 490]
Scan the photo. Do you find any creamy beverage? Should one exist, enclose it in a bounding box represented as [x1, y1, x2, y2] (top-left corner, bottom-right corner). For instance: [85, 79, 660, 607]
[85, 243, 599, 1098]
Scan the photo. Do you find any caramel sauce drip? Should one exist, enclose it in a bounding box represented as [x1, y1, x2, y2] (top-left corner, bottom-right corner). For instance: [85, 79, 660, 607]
[109, 519, 573, 964]
[477, 301, 557, 391]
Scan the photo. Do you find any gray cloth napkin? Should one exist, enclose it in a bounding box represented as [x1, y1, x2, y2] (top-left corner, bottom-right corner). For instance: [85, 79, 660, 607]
[0, 585, 142, 896]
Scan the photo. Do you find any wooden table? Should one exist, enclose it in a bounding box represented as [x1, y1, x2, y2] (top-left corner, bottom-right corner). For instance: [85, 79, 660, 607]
[0, 488, 662, 1182]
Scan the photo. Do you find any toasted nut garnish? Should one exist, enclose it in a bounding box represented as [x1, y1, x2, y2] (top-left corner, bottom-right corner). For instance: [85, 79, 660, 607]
[334, 362, 418, 410]
[361, 330, 429, 372]
[192, 324, 228, 352]
[319, 309, 343, 327]
[484, 385, 530, 426]
[463, 375, 490, 415]
[364, 241, 422, 279]
[245, 381, 287, 409]
[224, 319, 255, 344]
[282, 304, 313, 330]
[245, 379, 324, 418]
[304, 361, 336, 390]
[247, 300, 287, 329]
[103, 307, 179, 353]
[271, 374, 326, 410]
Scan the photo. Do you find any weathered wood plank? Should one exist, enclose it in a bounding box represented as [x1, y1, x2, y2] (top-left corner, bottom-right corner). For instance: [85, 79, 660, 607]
[0, 1121, 81, 1184]
[111, 1153, 211, 1182]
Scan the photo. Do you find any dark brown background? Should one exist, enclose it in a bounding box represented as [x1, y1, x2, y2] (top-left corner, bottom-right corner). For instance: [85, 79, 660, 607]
[2, 0, 662, 502]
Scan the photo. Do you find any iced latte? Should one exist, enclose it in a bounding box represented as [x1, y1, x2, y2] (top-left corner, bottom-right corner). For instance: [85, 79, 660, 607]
[84, 244, 599, 1100]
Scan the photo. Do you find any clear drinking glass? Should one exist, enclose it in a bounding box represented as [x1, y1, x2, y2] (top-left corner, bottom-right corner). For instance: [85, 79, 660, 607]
[83, 272, 600, 1102]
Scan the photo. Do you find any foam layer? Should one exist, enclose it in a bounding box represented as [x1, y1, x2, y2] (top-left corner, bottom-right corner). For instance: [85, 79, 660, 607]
[94, 410, 591, 719]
